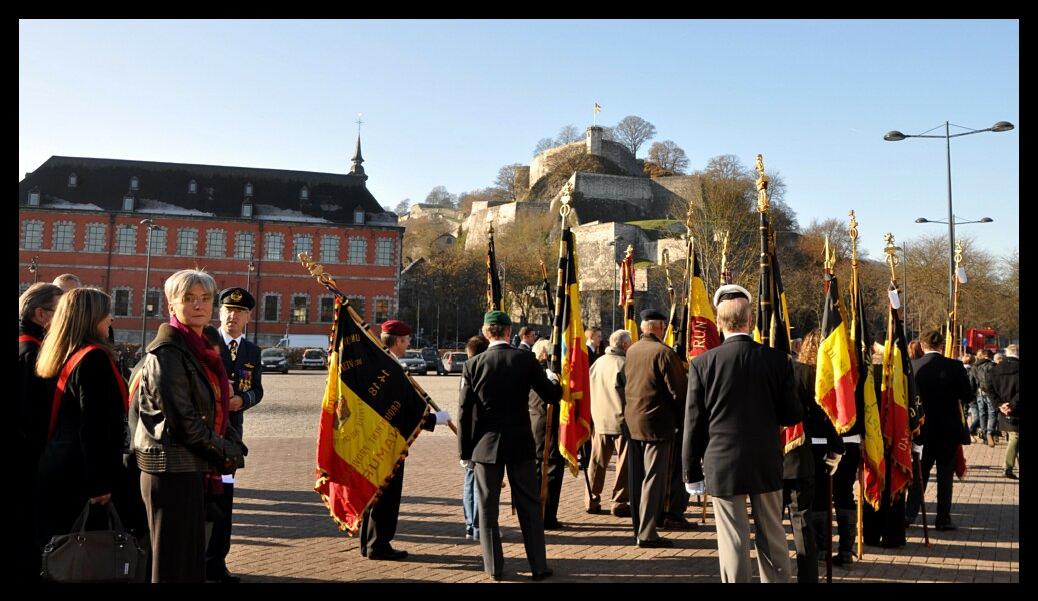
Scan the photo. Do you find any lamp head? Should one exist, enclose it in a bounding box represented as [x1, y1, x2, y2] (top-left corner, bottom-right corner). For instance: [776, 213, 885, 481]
[884, 131, 907, 142]
[991, 121, 1014, 133]
[979, 217, 994, 223]
[915, 217, 929, 223]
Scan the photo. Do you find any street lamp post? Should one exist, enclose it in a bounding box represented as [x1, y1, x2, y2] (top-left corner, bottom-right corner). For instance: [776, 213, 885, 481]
[884, 120, 1013, 315]
[608, 236, 625, 332]
[245, 253, 255, 336]
[29, 256, 39, 283]
[139, 219, 156, 349]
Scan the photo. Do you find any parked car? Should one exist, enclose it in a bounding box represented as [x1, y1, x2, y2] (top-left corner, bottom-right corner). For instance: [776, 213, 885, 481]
[399, 350, 427, 374]
[421, 347, 446, 375]
[442, 351, 468, 374]
[301, 348, 327, 369]
[261, 348, 290, 374]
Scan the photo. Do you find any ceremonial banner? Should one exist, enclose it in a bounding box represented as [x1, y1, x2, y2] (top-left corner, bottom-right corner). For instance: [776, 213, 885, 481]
[552, 228, 592, 474]
[815, 273, 858, 433]
[487, 225, 502, 311]
[687, 242, 720, 360]
[315, 298, 430, 534]
[880, 291, 920, 501]
[620, 248, 639, 343]
[850, 266, 884, 510]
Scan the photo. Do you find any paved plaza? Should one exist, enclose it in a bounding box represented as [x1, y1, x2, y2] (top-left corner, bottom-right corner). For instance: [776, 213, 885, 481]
[228, 371, 1019, 583]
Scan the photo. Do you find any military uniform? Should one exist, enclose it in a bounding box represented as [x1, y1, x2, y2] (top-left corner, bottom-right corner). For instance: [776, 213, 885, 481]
[207, 287, 263, 583]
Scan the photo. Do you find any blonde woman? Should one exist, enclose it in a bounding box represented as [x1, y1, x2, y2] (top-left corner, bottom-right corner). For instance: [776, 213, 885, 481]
[130, 269, 244, 582]
[34, 288, 126, 554]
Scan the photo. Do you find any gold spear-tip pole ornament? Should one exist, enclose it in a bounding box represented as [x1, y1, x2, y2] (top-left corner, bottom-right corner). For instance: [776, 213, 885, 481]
[755, 154, 770, 214]
[883, 233, 900, 284]
[954, 240, 964, 268]
[848, 211, 860, 267]
[824, 235, 835, 272]
[298, 252, 339, 291]
[559, 182, 573, 218]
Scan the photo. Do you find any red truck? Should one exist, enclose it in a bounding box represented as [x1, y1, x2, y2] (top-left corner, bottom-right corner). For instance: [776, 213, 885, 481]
[964, 328, 999, 354]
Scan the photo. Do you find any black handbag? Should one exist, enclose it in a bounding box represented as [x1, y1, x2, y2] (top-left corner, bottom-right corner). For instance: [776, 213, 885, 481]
[41, 501, 148, 583]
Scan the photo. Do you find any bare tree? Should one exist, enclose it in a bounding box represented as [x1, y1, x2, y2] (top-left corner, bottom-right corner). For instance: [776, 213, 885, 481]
[614, 115, 657, 157]
[533, 137, 555, 156]
[494, 163, 525, 200]
[424, 185, 457, 208]
[647, 140, 690, 173]
[556, 124, 582, 145]
[393, 199, 411, 215]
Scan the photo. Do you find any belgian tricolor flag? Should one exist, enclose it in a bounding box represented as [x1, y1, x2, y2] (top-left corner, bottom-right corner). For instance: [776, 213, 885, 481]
[552, 228, 592, 474]
[880, 287, 920, 501]
[315, 297, 431, 534]
[686, 240, 720, 359]
[815, 273, 858, 433]
[850, 264, 884, 510]
[487, 225, 503, 311]
[620, 248, 639, 343]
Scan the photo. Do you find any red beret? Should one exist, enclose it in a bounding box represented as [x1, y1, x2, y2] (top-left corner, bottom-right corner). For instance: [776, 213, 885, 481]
[381, 320, 412, 336]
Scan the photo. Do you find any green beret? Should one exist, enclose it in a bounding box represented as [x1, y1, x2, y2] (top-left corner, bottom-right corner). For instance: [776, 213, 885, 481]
[484, 310, 512, 326]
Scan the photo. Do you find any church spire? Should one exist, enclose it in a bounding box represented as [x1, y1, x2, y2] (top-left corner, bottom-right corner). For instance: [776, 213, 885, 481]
[350, 113, 367, 179]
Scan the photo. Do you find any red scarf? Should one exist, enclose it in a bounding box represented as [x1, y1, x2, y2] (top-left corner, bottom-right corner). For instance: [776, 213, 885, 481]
[168, 315, 231, 493]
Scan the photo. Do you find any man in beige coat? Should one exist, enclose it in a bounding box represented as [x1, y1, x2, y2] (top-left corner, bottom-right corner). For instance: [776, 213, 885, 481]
[623, 310, 688, 547]
[586, 330, 633, 517]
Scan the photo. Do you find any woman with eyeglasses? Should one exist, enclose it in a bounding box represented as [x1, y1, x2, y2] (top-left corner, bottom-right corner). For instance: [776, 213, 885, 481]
[34, 288, 127, 564]
[129, 269, 245, 582]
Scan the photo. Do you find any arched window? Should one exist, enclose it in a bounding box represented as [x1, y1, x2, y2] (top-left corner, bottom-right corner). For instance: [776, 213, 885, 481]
[188, 179, 197, 194]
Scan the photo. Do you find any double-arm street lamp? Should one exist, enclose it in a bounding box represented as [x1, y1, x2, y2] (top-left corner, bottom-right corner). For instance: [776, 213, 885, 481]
[884, 120, 1013, 314]
[607, 236, 627, 332]
[29, 256, 39, 283]
[140, 219, 157, 349]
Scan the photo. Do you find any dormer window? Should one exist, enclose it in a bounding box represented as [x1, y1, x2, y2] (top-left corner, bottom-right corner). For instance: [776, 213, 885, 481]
[68, 173, 77, 188]
[28, 189, 40, 206]
[188, 180, 197, 194]
[123, 195, 135, 211]
[300, 186, 309, 201]
[242, 200, 253, 218]
[130, 176, 139, 191]
[244, 182, 253, 197]
[353, 208, 365, 224]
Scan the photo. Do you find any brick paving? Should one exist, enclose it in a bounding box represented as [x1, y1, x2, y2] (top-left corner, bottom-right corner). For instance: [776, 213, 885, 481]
[227, 371, 1019, 583]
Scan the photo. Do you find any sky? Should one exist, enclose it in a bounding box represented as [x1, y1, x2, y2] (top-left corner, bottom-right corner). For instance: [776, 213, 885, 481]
[19, 19, 1019, 262]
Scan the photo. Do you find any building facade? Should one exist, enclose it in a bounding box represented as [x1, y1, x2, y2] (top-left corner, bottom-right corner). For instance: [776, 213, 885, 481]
[18, 142, 401, 347]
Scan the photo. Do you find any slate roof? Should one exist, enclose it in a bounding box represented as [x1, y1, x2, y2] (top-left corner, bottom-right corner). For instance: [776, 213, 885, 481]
[19, 155, 394, 226]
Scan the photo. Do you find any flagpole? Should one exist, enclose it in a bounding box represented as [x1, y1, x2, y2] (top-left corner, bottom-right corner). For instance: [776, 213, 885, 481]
[539, 260, 557, 519]
[298, 252, 457, 436]
[755, 155, 772, 348]
[849, 211, 866, 561]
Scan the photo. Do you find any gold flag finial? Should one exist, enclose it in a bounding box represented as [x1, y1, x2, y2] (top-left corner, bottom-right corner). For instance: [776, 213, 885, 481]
[298, 252, 338, 289]
[624, 244, 635, 260]
[883, 233, 900, 282]
[954, 240, 964, 266]
[848, 210, 859, 266]
[824, 235, 835, 271]
[755, 154, 770, 214]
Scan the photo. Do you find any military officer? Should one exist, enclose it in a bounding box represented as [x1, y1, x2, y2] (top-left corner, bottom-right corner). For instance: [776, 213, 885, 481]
[206, 287, 264, 583]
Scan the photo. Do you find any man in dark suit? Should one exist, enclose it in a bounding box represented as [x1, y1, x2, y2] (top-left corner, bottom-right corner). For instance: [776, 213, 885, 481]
[459, 310, 561, 581]
[518, 326, 538, 352]
[623, 309, 687, 548]
[206, 287, 264, 583]
[683, 284, 802, 582]
[905, 329, 975, 531]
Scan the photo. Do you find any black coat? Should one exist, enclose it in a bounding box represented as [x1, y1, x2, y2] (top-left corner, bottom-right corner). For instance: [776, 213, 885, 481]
[911, 353, 974, 452]
[529, 360, 561, 460]
[218, 335, 264, 437]
[459, 343, 562, 464]
[19, 320, 52, 461]
[683, 335, 802, 496]
[785, 362, 844, 480]
[988, 356, 1019, 432]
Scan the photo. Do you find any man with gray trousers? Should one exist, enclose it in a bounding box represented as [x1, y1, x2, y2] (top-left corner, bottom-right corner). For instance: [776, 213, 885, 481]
[683, 284, 802, 582]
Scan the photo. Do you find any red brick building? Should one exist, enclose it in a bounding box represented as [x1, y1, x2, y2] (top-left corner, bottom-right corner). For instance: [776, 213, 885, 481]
[18, 141, 402, 347]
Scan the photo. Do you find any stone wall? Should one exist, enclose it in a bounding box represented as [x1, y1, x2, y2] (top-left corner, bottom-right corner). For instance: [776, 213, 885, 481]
[463, 201, 551, 251]
[529, 140, 585, 191]
[599, 139, 644, 176]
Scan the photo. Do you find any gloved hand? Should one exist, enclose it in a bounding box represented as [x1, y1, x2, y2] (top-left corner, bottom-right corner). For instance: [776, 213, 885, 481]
[545, 368, 560, 385]
[684, 480, 705, 495]
[912, 443, 924, 456]
[434, 410, 450, 425]
[824, 451, 843, 476]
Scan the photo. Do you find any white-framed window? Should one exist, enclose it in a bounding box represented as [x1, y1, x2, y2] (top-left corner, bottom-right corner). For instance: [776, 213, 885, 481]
[353, 209, 365, 224]
[375, 238, 394, 266]
[28, 190, 40, 206]
[122, 195, 135, 211]
[130, 176, 139, 190]
[84, 223, 107, 252]
[147, 226, 167, 256]
[320, 235, 339, 264]
[176, 228, 198, 256]
[116, 225, 137, 254]
[293, 234, 313, 259]
[291, 294, 310, 324]
[234, 231, 254, 259]
[21, 219, 44, 250]
[51, 221, 75, 251]
[68, 173, 77, 188]
[242, 202, 253, 218]
[300, 186, 309, 201]
[264, 232, 284, 261]
[348, 237, 367, 265]
[244, 182, 253, 197]
[206, 229, 226, 258]
[319, 295, 336, 322]
[262, 293, 281, 322]
[188, 179, 197, 194]
[373, 297, 391, 323]
[113, 288, 132, 317]
[144, 288, 163, 317]
[346, 296, 365, 321]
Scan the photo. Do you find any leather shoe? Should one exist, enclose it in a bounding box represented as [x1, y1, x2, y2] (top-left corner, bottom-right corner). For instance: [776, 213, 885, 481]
[531, 569, 554, 581]
[934, 521, 957, 531]
[368, 546, 409, 560]
[586, 506, 602, 514]
[543, 520, 565, 530]
[206, 567, 241, 583]
[1004, 469, 1018, 480]
[660, 515, 694, 530]
[637, 537, 673, 548]
[611, 504, 632, 517]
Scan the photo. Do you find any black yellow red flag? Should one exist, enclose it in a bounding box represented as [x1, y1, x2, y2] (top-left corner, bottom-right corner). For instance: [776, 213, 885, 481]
[687, 240, 720, 359]
[486, 225, 502, 311]
[850, 265, 884, 510]
[315, 298, 431, 534]
[620, 246, 639, 343]
[880, 287, 922, 501]
[815, 273, 858, 433]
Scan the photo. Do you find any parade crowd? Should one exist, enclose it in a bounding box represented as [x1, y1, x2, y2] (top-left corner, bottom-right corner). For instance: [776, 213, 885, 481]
[18, 270, 1020, 583]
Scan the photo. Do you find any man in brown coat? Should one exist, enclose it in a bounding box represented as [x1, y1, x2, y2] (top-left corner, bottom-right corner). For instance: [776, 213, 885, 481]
[623, 309, 688, 547]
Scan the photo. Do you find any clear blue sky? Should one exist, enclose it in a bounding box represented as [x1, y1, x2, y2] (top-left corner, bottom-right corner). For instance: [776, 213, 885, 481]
[19, 19, 1019, 262]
